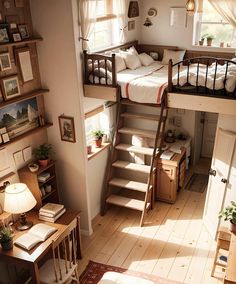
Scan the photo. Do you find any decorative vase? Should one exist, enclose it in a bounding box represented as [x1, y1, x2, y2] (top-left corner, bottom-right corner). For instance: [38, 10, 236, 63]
[39, 159, 49, 167]
[229, 220, 236, 233]
[1, 239, 13, 250]
[94, 139, 102, 148]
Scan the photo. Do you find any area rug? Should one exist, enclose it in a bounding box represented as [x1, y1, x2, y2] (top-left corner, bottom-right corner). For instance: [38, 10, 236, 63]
[79, 260, 182, 284]
[186, 173, 209, 193]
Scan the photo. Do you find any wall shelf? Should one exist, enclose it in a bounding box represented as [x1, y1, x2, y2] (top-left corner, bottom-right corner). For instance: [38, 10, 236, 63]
[2, 123, 53, 147]
[0, 37, 43, 48]
[0, 88, 49, 109]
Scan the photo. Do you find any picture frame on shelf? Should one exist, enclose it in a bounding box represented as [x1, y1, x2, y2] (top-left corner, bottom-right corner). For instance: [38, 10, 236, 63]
[18, 24, 29, 39]
[58, 115, 76, 143]
[2, 75, 21, 100]
[15, 48, 33, 82]
[0, 52, 12, 71]
[15, 0, 24, 7]
[2, 132, 9, 143]
[5, 15, 19, 32]
[12, 33, 21, 42]
[0, 24, 10, 43]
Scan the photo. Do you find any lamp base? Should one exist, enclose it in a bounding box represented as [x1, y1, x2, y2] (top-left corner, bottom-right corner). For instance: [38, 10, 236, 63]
[16, 213, 33, 231]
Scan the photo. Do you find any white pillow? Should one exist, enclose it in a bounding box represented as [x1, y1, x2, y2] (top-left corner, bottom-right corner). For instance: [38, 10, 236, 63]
[120, 50, 141, 70]
[138, 53, 154, 66]
[162, 49, 186, 65]
[115, 53, 126, 72]
[127, 46, 139, 55]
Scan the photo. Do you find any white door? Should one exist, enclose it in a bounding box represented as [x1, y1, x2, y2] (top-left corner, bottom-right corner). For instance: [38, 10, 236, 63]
[204, 128, 236, 238]
[201, 112, 218, 158]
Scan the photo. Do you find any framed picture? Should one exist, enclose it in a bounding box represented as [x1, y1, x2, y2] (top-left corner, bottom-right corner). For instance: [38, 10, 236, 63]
[2, 75, 21, 100]
[15, 0, 24, 7]
[15, 48, 33, 82]
[0, 24, 10, 43]
[128, 1, 139, 18]
[13, 33, 21, 42]
[128, 20, 135, 31]
[0, 53, 11, 71]
[18, 24, 29, 39]
[5, 15, 19, 31]
[170, 7, 187, 28]
[58, 115, 76, 143]
[0, 98, 39, 139]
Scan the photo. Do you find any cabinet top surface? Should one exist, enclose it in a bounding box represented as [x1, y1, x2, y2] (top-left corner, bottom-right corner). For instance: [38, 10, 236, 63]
[18, 161, 56, 175]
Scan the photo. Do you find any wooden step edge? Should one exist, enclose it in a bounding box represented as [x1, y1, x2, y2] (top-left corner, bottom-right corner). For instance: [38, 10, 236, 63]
[118, 127, 158, 139]
[109, 178, 149, 192]
[121, 112, 166, 122]
[115, 144, 154, 156]
[120, 99, 162, 108]
[106, 195, 145, 211]
[112, 160, 151, 174]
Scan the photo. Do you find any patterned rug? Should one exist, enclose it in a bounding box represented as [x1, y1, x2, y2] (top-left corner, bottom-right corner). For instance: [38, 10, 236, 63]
[79, 260, 182, 284]
[186, 173, 209, 193]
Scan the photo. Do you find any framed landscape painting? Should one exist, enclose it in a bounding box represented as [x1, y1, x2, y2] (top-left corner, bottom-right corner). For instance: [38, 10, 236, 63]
[2, 76, 21, 101]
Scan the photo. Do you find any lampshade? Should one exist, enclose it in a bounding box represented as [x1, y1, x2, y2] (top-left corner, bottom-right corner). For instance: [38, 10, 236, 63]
[186, 0, 195, 15]
[4, 183, 37, 214]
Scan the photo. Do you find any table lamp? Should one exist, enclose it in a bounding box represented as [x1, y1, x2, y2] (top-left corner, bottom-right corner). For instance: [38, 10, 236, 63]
[4, 183, 37, 231]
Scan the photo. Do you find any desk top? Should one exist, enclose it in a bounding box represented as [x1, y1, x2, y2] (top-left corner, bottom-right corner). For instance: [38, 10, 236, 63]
[0, 209, 80, 263]
[158, 147, 186, 167]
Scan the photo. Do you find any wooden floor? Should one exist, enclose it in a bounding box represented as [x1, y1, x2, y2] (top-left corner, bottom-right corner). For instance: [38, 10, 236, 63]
[78, 187, 225, 283]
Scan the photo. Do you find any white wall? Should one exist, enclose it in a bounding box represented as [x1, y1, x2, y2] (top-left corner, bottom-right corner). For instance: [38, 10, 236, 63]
[30, 0, 92, 234]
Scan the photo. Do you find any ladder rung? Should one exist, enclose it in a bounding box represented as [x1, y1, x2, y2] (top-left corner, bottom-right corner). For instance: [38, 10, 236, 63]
[106, 194, 148, 211]
[120, 99, 162, 108]
[115, 143, 155, 156]
[121, 112, 165, 122]
[118, 127, 158, 139]
[112, 160, 151, 174]
[109, 178, 149, 192]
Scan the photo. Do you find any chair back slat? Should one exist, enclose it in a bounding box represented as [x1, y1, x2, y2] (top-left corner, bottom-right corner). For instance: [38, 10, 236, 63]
[52, 248, 59, 282]
[63, 239, 68, 273]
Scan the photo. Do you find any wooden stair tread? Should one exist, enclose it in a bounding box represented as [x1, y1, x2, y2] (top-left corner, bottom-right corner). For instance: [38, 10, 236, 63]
[115, 143, 154, 156]
[118, 127, 157, 139]
[120, 99, 161, 108]
[106, 194, 146, 211]
[112, 160, 151, 174]
[109, 178, 148, 192]
[121, 112, 165, 122]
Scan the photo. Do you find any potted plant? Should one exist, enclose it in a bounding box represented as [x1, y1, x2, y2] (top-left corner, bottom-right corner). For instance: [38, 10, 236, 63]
[206, 35, 214, 46]
[219, 201, 236, 233]
[199, 36, 205, 46]
[0, 225, 13, 250]
[33, 143, 54, 167]
[92, 130, 104, 148]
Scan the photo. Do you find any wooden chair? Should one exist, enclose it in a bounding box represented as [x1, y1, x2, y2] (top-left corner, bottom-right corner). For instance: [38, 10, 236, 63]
[211, 226, 231, 277]
[39, 218, 79, 284]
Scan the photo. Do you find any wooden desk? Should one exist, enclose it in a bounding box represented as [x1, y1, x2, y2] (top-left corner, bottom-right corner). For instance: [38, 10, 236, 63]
[0, 209, 82, 284]
[224, 232, 236, 284]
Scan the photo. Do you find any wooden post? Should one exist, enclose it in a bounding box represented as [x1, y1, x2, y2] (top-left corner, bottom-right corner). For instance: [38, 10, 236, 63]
[168, 59, 173, 92]
[83, 50, 89, 84]
[112, 53, 117, 87]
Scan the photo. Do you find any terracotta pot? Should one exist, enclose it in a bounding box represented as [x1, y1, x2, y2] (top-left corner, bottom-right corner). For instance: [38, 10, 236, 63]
[94, 139, 102, 148]
[39, 159, 49, 167]
[229, 220, 236, 233]
[199, 40, 204, 46]
[1, 239, 13, 250]
[207, 39, 213, 46]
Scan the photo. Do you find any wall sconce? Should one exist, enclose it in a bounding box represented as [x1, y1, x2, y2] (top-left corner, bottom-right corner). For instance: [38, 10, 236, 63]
[143, 17, 153, 27]
[186, 0, 195, 15]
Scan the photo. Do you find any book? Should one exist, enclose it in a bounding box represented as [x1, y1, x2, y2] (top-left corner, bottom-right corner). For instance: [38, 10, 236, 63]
[39, 206, 64, 218]
[38, 172, 50, 182]
[14, 223, 57, 250]
[39, 208, 66, 223]
[39, 203, 64, 216]
[169, 145, 182, 154]
[160, 150, 175, 160]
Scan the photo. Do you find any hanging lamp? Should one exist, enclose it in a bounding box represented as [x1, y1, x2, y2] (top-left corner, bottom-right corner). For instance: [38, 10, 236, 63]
[186, 0, 195, 15]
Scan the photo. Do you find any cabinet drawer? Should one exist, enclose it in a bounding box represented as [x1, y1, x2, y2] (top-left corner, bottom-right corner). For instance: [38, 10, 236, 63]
[157, 164, 175, 178]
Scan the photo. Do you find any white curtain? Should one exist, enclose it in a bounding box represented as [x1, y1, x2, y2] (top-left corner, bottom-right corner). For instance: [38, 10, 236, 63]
[208, 0, 236, 27]
[113, 0, 127, 44]
[79, 0, 97, 50]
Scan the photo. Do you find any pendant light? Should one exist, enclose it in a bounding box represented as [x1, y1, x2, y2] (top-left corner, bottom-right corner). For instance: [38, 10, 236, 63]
[186, 0, 195, 15]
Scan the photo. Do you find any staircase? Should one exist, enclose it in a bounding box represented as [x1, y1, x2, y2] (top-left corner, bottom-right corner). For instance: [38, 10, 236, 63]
[101, 98, 168, 226]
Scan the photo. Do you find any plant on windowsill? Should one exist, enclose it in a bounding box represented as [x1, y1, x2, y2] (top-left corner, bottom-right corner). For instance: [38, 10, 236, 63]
[219, 201, 236, 233]
[91, 130, 104, 148]
[206, 35, 214, 46]
[33, 143, 54, 167]
[199, 36, 205, 46]
[0, 225, 13, 250]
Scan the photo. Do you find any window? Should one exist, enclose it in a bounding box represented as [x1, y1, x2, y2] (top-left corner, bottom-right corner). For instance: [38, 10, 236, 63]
[89, 0, 122, 51]
[196, 0, 236, 48]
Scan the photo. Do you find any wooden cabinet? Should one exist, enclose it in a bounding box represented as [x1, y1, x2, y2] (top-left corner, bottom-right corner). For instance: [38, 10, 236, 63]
[156, 149, 186, 204]
[18, 161, 59, 209]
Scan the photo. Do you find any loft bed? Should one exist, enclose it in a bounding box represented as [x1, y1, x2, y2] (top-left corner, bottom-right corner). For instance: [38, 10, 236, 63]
[83, 41, 236, 114]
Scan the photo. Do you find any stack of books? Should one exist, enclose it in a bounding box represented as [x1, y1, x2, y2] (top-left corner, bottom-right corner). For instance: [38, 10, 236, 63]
[39, 203, 66, 223]
[38, 172, 50, 182]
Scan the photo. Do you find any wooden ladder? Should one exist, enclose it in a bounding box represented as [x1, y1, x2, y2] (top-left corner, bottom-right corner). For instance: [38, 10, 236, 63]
[101, 98, 168, 226]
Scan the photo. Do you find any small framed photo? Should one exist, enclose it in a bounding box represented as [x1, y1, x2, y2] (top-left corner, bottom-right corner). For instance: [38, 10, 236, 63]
[128, 20, 135, 31]
[58, 115, 76, 143]
[12, 33, 21, 42]
[2, 75, 21, 100]
[2, 132, 10, 143]
[18, 24, 29, 39]
[15, 48, 33, 82]
[0, 52, 12, 71]
[0, 24, 10, 43]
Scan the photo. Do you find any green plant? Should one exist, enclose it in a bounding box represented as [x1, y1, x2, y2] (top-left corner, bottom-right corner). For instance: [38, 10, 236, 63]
[0, 226, 12, 244]
[33, 143, 54, 160]
[91, 130, 104, 140]
[219, 201, 236, 224]
[206, 35, 214, 40]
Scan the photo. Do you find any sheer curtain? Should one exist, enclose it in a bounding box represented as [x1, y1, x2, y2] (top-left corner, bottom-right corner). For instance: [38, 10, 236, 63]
[208, 0, 236, 27]
[79, 0, 97, 50]
[113, 0, 127, 44]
